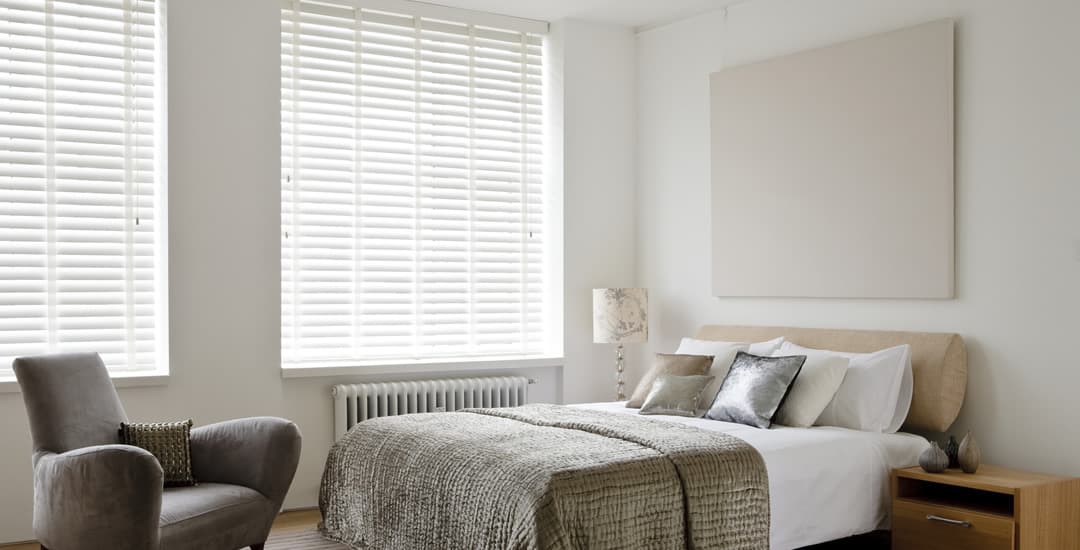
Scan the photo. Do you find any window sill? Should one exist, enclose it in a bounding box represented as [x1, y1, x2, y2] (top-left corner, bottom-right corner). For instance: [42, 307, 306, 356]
[0, 371, 169, 394]
[281, 355, 564, 379]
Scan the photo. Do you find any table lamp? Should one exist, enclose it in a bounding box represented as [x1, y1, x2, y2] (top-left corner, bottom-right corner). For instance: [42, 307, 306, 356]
[592, 288, 648, 400]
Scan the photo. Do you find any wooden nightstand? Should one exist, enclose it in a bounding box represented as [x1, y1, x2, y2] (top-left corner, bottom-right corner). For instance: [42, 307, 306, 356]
[891, 465, 1080, 550]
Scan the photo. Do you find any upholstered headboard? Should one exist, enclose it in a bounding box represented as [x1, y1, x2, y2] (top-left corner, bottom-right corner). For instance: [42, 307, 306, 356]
[693, 325, 967, 432]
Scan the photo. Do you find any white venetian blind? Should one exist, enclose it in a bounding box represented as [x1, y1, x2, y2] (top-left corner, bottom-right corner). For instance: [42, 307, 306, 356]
[0, 0, 164, 376]
[281, 0, 547, 366]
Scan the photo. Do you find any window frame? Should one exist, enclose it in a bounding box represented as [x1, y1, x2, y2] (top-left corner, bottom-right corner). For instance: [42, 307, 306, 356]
[0, 0, 170, 383]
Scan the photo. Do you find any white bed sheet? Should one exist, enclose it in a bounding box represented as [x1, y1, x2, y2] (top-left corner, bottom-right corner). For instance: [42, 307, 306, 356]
[573, 402, 929, 550]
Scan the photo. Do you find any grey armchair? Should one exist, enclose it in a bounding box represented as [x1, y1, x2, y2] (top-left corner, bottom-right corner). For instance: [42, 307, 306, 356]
[14, 353, 302, 550]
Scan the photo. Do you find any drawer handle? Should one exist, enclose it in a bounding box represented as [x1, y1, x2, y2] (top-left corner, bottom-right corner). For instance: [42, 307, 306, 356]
[926, 514, 972, 528]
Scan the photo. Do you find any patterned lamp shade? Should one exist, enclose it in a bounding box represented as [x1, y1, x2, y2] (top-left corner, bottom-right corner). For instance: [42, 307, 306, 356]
[592, 288, 648, 344]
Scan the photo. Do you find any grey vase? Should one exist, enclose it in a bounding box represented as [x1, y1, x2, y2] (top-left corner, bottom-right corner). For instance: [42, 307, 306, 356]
[919, 442, 949, 473]
[958, 431, 981, 474]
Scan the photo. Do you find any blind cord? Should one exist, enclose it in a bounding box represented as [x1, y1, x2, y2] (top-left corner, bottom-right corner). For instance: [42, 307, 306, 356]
[135, 0, 140, 225]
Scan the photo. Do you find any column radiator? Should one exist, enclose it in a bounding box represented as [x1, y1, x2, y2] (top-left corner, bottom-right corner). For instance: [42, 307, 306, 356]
[332, 376, 531, 438]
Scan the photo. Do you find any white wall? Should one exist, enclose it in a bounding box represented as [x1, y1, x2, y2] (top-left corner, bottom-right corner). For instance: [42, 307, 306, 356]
[555, 20, 639, 404]
[636, 0, 1080, 476]
[0, 3, 637, 543]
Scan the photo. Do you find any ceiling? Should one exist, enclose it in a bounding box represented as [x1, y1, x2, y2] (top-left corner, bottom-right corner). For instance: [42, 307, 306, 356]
[426, 0, 743, 30]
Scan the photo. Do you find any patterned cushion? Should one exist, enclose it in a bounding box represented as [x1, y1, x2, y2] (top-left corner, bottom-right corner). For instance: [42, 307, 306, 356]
[119, 419, 196, 487]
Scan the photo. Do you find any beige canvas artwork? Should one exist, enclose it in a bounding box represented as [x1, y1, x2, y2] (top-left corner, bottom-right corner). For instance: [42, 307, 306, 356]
[710, 19, 955, 298]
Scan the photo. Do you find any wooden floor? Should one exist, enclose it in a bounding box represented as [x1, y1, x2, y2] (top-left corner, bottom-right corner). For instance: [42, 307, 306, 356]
[268, 508, 322, 534]
[0, 509, 322, 550]
[3, 509, 887, 549]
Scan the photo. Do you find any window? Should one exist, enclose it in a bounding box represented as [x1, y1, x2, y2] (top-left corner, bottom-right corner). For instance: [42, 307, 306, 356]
[0, 0, 166, 377]
[281, 0, 551, 367]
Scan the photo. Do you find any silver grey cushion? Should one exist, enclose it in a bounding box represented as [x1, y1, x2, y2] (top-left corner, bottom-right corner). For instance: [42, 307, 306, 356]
[639, 374, 715, 417]
[705, 352, 806, 428]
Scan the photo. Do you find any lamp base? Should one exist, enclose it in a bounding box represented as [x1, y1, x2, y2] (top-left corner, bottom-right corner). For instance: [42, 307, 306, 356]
[615, 344, 626, 401]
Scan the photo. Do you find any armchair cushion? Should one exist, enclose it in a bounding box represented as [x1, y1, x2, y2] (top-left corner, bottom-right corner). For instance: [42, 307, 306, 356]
[120, 419, 196, 487]
[159, 483, 274, 550]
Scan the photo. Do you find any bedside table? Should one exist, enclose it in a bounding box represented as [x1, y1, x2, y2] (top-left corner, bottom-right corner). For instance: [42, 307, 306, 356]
[891, 465, 1080, 550]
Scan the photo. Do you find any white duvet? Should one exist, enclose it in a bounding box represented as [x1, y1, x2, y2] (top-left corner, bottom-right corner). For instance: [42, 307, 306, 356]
[573, 402, 929, 550]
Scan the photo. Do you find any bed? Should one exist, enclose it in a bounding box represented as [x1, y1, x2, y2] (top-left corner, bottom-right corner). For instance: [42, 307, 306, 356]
[576, 401, 928, 549]
[319, 326, 967, 550]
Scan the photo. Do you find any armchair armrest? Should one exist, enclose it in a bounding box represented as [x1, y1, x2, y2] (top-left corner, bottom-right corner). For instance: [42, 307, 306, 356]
[189, 417, 301, 506]
[34, 445, 163, 550]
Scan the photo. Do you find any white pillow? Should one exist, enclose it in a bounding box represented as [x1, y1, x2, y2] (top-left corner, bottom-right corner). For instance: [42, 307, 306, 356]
[887, 359, 914, 433]
[780, 342, 912, 433]
[747, 337, 786, 356]
[673, 337, 783, 357]
[771, 350, 850, 428]
[673, 338, 749, 408]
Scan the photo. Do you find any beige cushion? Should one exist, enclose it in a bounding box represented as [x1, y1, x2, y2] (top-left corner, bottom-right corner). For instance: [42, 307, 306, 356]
[627, 353, 713, 408]
[694, 326, 967, 432]
[771, 351, 850, 428]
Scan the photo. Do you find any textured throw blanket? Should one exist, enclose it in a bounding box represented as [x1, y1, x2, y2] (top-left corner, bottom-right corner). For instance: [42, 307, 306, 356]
[320, 404, 769, 550]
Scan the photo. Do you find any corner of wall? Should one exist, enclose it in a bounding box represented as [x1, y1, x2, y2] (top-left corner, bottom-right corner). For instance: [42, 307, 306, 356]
[555, 18, 642, 403]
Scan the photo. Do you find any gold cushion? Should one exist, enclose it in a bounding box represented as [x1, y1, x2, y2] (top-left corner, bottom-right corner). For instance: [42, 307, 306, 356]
[639, 374, 715, 417]
[627, 353, 713, 408]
